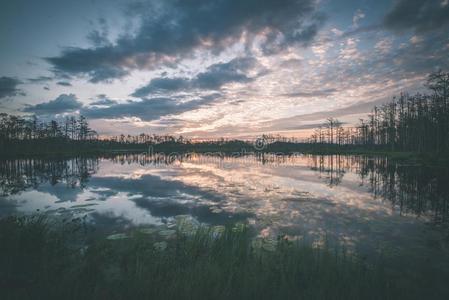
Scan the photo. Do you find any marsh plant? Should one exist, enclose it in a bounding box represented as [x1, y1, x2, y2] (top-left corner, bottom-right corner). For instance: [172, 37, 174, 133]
[0, 215, 417, 300]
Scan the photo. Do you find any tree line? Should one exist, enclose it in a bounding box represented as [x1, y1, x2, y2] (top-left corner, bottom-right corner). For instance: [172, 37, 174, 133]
[0, 113, 191, 145]
[0, 114, 97, 141]
[1, 71, 448, 155]
[307, 71, 449, 153]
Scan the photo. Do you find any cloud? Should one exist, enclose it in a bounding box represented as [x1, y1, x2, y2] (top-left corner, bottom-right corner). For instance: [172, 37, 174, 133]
[132, 57, 257, 97]
[194, 57, 256, 89]
[258, 97, 394, 132]
[338, 38, 362, 61]
[90, 97, 118, 106]
[352, 9, 365, 29]
[81, 93, 221, 121]
[27, 76, 53, 83]
[86, 17, 110, 47]
[46, 0, 323, 82]
[374, 38, 393, 54]
[86, 30, 110, 47]
[22, 94, 83, 114]
[384, 0, 449, 33]
[282, 88, 337, 98]
[0, 77, 24, 99]
[57, 81, 72, 86]
[132, 78, 191, 97]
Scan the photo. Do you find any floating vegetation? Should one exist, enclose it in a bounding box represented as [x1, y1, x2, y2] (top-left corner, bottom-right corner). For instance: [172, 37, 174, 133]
[153, 241, 167, 251]
[158, 229, 176, 239]
[139, 227, 158, 235]
[106, 233, 129, 240]
[0, 215, 441, 300]
[70, 203, 98, 208]
[210, 207, 223, 214]
[251, 237, 278, 252]
[261, 238, 278, 252]
[175, 215, 200, 235]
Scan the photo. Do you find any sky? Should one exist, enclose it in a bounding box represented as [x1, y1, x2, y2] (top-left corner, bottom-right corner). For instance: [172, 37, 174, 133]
[0, 0, 448, 138]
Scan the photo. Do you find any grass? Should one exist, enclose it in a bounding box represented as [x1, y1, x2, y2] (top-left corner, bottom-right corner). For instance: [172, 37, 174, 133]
[0, 215, 429, 300]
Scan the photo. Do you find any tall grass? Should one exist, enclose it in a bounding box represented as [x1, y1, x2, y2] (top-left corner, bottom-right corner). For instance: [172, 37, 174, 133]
[0, 216, 405, 299]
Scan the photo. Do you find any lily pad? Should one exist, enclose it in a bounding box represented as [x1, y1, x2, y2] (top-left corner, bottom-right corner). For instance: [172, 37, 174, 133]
[139, 228, 158, 235]
[158, 229, 176, 238]
[175, 215, 200, 235]
[175, 215, 191, 221]
[210, 208, 223, 214]
[106, 233, 129, 240]
[153, 241, 168, 251]
[262, 238, 278, 252]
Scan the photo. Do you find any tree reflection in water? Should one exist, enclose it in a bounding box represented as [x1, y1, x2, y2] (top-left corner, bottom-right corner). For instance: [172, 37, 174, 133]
[305, 155, 449, 225]
[0, 157, 99, 196]
[0, 154, 448, 225]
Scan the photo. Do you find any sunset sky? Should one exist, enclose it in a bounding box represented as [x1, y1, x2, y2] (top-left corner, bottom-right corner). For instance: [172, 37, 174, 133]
[1, 0, 448, 138]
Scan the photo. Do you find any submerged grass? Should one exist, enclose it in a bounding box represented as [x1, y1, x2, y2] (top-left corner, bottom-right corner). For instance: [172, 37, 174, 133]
[0, 216, 417, 300]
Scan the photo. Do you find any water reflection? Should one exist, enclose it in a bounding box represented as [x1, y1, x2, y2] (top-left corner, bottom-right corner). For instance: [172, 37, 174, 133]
[1, 154, 449, 228]
[0, 157, 98, 195]
[306, 155, 449, 225]
[2, 153, 449, 292]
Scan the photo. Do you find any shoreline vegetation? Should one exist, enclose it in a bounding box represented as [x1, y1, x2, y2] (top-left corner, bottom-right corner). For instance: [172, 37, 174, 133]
[1, 72, 448, 163]
[1, 140, 447, 166]
[0, 215, 442, 300]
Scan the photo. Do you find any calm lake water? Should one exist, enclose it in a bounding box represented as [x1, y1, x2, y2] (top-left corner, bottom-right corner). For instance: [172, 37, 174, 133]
[1, 153, 449, 275]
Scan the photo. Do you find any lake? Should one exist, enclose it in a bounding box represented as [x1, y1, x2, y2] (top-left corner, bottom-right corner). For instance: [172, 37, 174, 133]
[1, 153, 449, 281]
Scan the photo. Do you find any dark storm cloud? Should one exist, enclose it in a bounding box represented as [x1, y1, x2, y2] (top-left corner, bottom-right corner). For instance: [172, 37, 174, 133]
[22, 94, 83, 114]
[0, 76, 23, 99]
[384, 0, 449, 33]
[132, 57, 257, 97]
[46, 0, 323, 82]
[57, 81, 72, 86]
[81, 93, 220, 121]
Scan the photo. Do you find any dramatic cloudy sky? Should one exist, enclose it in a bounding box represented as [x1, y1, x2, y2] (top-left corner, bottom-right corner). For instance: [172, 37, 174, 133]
[1, 0, 448, 138]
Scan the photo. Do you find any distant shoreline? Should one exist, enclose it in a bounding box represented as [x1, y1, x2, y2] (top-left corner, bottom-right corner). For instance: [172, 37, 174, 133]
[1, 139, 448, 165]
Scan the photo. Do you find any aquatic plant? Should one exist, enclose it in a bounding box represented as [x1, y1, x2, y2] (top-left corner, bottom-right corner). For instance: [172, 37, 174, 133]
[0, 215, 438, 300]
